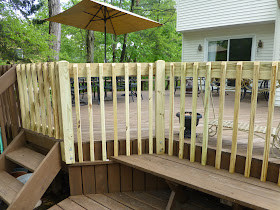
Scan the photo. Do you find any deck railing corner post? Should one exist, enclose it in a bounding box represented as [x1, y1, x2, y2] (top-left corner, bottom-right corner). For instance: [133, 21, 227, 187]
[155, 60, 166, 154]
[57, 61, 75, 164]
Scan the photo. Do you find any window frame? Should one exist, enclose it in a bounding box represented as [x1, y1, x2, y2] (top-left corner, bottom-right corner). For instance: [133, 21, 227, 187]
[204, 35, 256, 62]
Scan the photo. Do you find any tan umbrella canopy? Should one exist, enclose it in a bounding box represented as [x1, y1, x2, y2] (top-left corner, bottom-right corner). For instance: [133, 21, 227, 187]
[46, 0, 162, 61]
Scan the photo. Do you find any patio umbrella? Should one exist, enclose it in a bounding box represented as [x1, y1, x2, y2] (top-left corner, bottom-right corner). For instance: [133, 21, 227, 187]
[46, 0, 162, 62]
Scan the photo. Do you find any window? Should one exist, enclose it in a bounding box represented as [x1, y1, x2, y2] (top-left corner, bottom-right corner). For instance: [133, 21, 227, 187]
[207, 38, 253, 61]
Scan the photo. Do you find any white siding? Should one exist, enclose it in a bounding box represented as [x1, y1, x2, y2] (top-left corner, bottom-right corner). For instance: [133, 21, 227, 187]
[182, 23, 275, 62]
[177, 0, 276, 32]
[273, 7, 280, 106]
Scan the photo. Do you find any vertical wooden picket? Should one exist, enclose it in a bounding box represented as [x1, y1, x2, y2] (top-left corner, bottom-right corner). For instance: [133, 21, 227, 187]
[49, 62, 60, 139]
[58, 61, 75, 164]
[168, 63, 175, 156]
[215, 62, 227, 169]
[229, 62, 243, 173]
[21, 64, 31, 130]
[37, 63, 47, 135]
[125, 63, 130, 156]
[261, 62, 278, 181]
[155, 60, 165, 154]
[73, 64, 83, 163]
[190, 62, 199, 162]
[99, 63, 107, 161]
[137, 63, 142, 155]
[31, 63, 41, 133]
[178, 63, 186, 159]
[244, 62, 260, 177]
[16, 65, 26, 129]
[201, 62, 211, 166]
[112, 63, 118, 157]
[26, 64, 36, 131]
[87, 63, 95, 161]
[43, 63, 53, 137]
[149, 63, 153, 154]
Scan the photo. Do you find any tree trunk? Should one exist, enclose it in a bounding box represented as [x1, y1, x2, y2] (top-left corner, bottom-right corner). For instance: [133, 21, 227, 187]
[120, 0, 135, 62]
[86, 30, 95, 63]
[112, 34, 117, 62]
[48, 0, 61, 61]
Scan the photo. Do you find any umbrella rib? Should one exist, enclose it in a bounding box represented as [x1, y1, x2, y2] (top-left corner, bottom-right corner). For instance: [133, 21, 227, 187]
[84, 11, 104, 20]
[106, 8, 116, 35]
[109, 13, 127, 19]
[84, 5, 104, 29]
[108, 11, 122, 18]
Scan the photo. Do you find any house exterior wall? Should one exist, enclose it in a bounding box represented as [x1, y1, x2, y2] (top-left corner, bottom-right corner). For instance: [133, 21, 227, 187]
[177, 0, 277, 32]
[273, 7, 280, 106]
[181, 23, 275, 62]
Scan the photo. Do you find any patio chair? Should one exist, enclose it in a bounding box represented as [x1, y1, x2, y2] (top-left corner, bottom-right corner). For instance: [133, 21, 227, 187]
[70, 78, 87, 105]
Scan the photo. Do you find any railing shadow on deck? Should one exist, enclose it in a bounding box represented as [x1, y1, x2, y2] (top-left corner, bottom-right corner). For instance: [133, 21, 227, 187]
[14, 60, 280, 186]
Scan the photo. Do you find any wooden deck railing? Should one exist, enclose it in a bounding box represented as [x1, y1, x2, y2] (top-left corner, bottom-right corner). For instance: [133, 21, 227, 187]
[16, 61, 280, 186]
[0, 65, 21, 150]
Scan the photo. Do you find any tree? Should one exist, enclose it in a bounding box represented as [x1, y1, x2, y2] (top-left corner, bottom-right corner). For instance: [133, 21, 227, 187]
[86, 30, 95, 63]
[48, 0, 61, 61]
[0, 8, 52, 63]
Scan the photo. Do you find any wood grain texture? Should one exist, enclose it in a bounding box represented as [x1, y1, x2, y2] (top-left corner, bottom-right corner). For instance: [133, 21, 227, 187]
[215, 62, 227, 169]
[229, 62, 243, 173]
[190, 62, 198, 162]
[112, 63, 118, 157]
[99, 63, 107, 161]
[168, 63, 175, 156]
[201, 62, 211, 166]
[261, 62, 278, 181]
[73, 64, 83, 163]
[125, 63, 130, 156]
[178, 63, 186, 159]
[137, 63, 142, 155]
[244, 62, 260, 177]
[148, 64, 154, 154]
[155, 60, 165, 154]
[58, 61, 75, 164]
[95, 165, 108, 193]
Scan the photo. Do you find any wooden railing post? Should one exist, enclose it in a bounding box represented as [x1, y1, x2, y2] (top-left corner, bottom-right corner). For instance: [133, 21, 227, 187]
[58, 61, 75, 164]
[155, 60, 165, 154]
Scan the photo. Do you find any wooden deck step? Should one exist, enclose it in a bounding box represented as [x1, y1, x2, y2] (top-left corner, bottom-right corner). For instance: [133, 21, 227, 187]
[111, 154, 280, 210]
[0, 170, 23, 205]
[6, 147, 45, 172]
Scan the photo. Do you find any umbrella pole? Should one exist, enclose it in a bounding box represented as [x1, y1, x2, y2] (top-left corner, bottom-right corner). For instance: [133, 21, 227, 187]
[104, 7, 107, 63]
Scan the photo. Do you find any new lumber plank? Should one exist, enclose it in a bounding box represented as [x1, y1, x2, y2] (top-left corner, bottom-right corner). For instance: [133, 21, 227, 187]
[6, 147, 45, 172]
[105, 192, 157, 210]
[69, 195, 109, 210]
[86, 194, 130, 210]
[0, 171, 23, 205]
[111, 154, 280, 210]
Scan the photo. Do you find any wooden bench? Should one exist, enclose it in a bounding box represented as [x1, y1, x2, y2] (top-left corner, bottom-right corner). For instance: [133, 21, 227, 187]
[111, 154, 280, 210]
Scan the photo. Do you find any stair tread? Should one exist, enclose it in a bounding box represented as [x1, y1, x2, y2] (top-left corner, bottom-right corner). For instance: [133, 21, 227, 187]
[6, 147, 45, 172]
[0, 170, 24, 205]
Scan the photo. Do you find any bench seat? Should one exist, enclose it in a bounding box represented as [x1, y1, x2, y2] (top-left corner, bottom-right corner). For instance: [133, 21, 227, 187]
[111, 154, 280, 210]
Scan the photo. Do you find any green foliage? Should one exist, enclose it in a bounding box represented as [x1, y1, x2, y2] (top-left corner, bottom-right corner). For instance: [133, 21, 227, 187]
[0, 2, 53, 63]
[0, 0, 182, 64]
